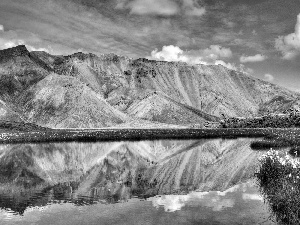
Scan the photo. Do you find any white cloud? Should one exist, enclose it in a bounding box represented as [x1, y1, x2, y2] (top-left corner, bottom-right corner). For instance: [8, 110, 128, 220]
[150, 191, 235, 213]
[117, 0, 179, 16]
[0, 24, 3, 31]
[115, 0, 126, 9]
[116, 0, 205, 17]
[264, 73, 274, 82]
[27, 45, 50, 52]
[222, 18, 235, 28]
[0, 0, 185, 57]
[275, 14, 300, 60]
[0, 38, 50, 52]
[202, 45, 232, 59]
[240, 54, 267, 63]
[151, 195, 190, 212]
[151, 45, 189, 62]
[185, 7, 205, 16]
[182, 0, 206, 17]
[151, 45, 232, 64]
[215, 60, 237, 71]
[215, 61, 253, 74]
[150, 45, 252, 73]
[0, 23, 60, 54]
[0, 39, 25, 49]
[242, 66, 254, 74]
[242, 193, 263, 202]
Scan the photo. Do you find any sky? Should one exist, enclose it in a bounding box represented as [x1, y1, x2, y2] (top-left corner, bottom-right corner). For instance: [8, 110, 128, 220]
[0, 0, 300, 91]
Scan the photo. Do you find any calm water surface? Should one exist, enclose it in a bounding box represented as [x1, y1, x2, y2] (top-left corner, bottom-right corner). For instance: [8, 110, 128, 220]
[0, 138, 277, 224]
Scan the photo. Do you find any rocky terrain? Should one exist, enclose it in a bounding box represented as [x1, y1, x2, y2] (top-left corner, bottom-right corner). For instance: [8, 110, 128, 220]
[0, 45, 299, 128]
[258, 95, 300, 115]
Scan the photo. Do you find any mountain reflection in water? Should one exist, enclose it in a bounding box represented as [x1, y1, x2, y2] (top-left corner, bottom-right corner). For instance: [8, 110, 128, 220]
[0, 139, 275, 224]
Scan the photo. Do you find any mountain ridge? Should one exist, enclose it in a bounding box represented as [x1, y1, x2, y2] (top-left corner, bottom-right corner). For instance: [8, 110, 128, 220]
[0, 45, 298, 128]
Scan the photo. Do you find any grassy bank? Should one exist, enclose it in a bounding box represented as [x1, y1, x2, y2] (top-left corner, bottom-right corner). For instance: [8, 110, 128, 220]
[2, 119, 300, 144]
[256, 149, 300, 224]
[0, 128, 275, 143]
[1, 127, 300, 144]
[221, 113, 300, 128]
[1, 118, 300, 144]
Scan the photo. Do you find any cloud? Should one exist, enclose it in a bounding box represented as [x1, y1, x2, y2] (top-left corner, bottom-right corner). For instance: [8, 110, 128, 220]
[290, 87, 300, 93]
[151, 45, 232, 64]
[275, 14, 300, 60]
[215, 60, 237, 71]
[0, 0, 158, 57]
[240, 54, 267, 63]
[0, 39, 37, 52]
[0, 24, 3, 31]
[242, 193, 263, 202]
[152, 195, 190, 212]
[215, 60, 253, 74]
[222, 18, 235, 28]
[182, 0, 206, 17]
[116, 0, 179, 16]
[0, 39, 50, 52]
[150, 45, 189, 62]
[150, 45, 252, 73]
[0, 27, 53, 53]
[202, 45, 233, 58]
[231, 38, 264, 52]
[264, 73, 274, 82]
[213, 31, 238, 43]
[0, 0, 205, 59]
[116, 0, 205, 17]
[150, 191, 235, 213]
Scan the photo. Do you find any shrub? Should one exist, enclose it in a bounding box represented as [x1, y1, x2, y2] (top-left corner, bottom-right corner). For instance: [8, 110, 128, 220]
[256, 149, 300, 224]
[221, 113, 300, 128]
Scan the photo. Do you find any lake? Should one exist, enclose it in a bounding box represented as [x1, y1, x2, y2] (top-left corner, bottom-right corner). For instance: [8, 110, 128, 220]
[0, 138, 279, 224]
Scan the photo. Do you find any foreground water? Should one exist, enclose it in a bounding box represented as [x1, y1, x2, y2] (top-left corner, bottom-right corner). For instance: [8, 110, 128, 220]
[0, 138, 277, 224]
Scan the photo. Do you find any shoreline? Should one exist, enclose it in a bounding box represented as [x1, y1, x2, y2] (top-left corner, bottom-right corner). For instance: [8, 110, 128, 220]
[0, 127, 294, 144]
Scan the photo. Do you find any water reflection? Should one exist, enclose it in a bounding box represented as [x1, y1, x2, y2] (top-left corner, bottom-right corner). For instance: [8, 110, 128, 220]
[0, 139, 274, 224]
[0, 181, 274, 225]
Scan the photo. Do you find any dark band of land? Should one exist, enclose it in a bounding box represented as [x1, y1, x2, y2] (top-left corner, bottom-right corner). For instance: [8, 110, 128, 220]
[0, 127, 297, 144]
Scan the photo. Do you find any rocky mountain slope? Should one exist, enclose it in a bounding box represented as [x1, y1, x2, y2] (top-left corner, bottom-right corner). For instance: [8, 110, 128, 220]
[49, 51, 299, 118]
[16, 74, 128, 128]
[0, 99, 22, 122]
[0, 45, 298, 128]
[125, 92, 219, 126]
[258, 95, 300, 115]
[0, 45, 50, 100]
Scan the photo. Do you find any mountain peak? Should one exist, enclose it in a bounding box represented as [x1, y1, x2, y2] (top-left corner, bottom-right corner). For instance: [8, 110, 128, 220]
[0, 45, 29, 62]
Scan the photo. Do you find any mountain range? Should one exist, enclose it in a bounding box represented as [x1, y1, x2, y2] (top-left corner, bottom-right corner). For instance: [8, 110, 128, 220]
[0, 45, 299, 129]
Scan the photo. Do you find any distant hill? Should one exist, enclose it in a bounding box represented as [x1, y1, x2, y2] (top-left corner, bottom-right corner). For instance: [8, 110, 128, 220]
[16, 73, 129, 128]
[0, 121, 49, 132]
[0, 45, 51, 100]
[125, 92, 219, 126]
[0, 99, 23, 122]
[258, 95, 300, 115]
[0, 45, 298, 128]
